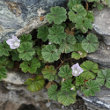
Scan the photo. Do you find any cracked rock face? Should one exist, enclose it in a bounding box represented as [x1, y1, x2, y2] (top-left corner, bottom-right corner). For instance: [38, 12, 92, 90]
[93, 7, 110, 45]
[0, 0, 67, 41]
[78, 87, 110, 110]
[87, 42, 110, 67]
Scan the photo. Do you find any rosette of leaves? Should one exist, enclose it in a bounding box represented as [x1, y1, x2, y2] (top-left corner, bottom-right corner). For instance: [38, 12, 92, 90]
[17, 42, 35, 61]
[42, 44, 61, 62]
[46, 6, 67, 24]
[58, 64, 72, 79]
[42, 65, 57, 81]
[0, 41, 11, 57]
[71, 43, 87, 60]
[25, 75, 45, 92]
[68, 5, 94, 33]
[48, 25, 66, 44]
[75, 77, 85, 87]
[81, 80, 100, 96]
[82, 33, 99, 53]
[96, 69, 110, 88]
[80, 60, 99, 80]
[0, 66, 7, 80]
[60, 35, 76, 53]
[48, 84, 58, 101]
[20, 34, 32, 43]
[37, 25, 49, 42]
[20, 57, 41, 74]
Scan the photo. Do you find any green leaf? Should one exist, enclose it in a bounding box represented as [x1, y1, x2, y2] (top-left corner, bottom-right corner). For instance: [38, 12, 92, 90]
[48, 25, 66, 44]
[58, 64, 72, 79]
[61, 79, 74, 92]
[42, 44, 61, 63]
[96, 69, 110, 88]
[67, 0, 81, 9]
[42, 65, 57, 81]
[17, 42, 35, 61]
[57, 90, 76, 106]
[72, 43, 87, 60]
[37, 26, 49, 42]
[0, 41, 11, 57]
[11, 50, 20, 61]
[0, 57, 14, 69]
[80, 60, 99, 80]
[75, 76, 84, 87]
[0, 66, 7, 80]
[25, 75, 45, 92]
[20, 34, 32, 43]
[60, 35, 76, 53]
[87, 0, 100, 2]
[75, 17, 93, 33]
[48, 84, 58, 101]
[68, 4, 87, 23]
[81, 80, 100, 96]
[82, 33, 99, 53]
[35, 46, 43, 61]
[46, 6, 67, 24]
[20, 58, 41, 74]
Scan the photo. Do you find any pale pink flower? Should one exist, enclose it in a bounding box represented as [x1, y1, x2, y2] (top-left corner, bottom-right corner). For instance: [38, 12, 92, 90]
[71, 63, 83, 77]
[6, 35, 20, 49]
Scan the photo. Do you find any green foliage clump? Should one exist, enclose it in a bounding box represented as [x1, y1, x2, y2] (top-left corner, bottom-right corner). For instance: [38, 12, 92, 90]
[20, 58, 41, 74]
[0, 0, 110, 107]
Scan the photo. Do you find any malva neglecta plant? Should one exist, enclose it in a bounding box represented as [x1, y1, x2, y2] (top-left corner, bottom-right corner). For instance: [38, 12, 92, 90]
[0, 0, 110, 106]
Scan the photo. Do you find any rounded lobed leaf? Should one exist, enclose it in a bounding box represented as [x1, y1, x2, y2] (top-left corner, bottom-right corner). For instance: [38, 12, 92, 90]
[60, 35, 76, 53]
[48, 25, 66, 44]
[25, 75, 45, 92]
[82, 33, 99, 53]
[37, 26, 49, 42]
[17, 42, 35, 61]
[42, 44, 61, 63]
[48, 84, 58, 101]
[80, 60, 99, 80]
[42, 65, 57, 81]
[58, 64, 72, 79]
[46, 6, 67, 24]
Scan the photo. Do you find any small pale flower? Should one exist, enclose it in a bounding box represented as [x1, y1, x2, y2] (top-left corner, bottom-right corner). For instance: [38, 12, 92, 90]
[6, 35, 20, 49]
[71, 63, 83, 77]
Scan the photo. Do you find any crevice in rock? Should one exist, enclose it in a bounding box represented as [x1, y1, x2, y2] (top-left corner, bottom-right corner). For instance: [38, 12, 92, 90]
[18, 104, 38, 110]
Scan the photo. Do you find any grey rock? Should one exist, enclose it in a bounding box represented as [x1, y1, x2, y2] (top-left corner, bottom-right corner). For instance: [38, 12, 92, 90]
[78, 87, 110, 110]
[3, 71, 31, 85]
[0, 0, 67, 41]
[93, 7, 110, 45]
[87, 42, 110, 67]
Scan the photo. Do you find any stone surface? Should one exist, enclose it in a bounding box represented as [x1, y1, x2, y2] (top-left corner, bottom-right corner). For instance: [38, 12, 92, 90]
[0, 0, 67, 42]
[93, 7, 110, 45]
[3, 71, 31, 85]
[78, 87, 110, 110]
[87, 42, 110, 67]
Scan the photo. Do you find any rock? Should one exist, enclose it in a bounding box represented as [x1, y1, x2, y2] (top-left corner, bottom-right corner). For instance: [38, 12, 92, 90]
[87, 42, 110, 67]
[78, 87, 110, 110]
[3, 71, 31, 85]
[0, 0, 67, 42]
[93, 7, 110, 45]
